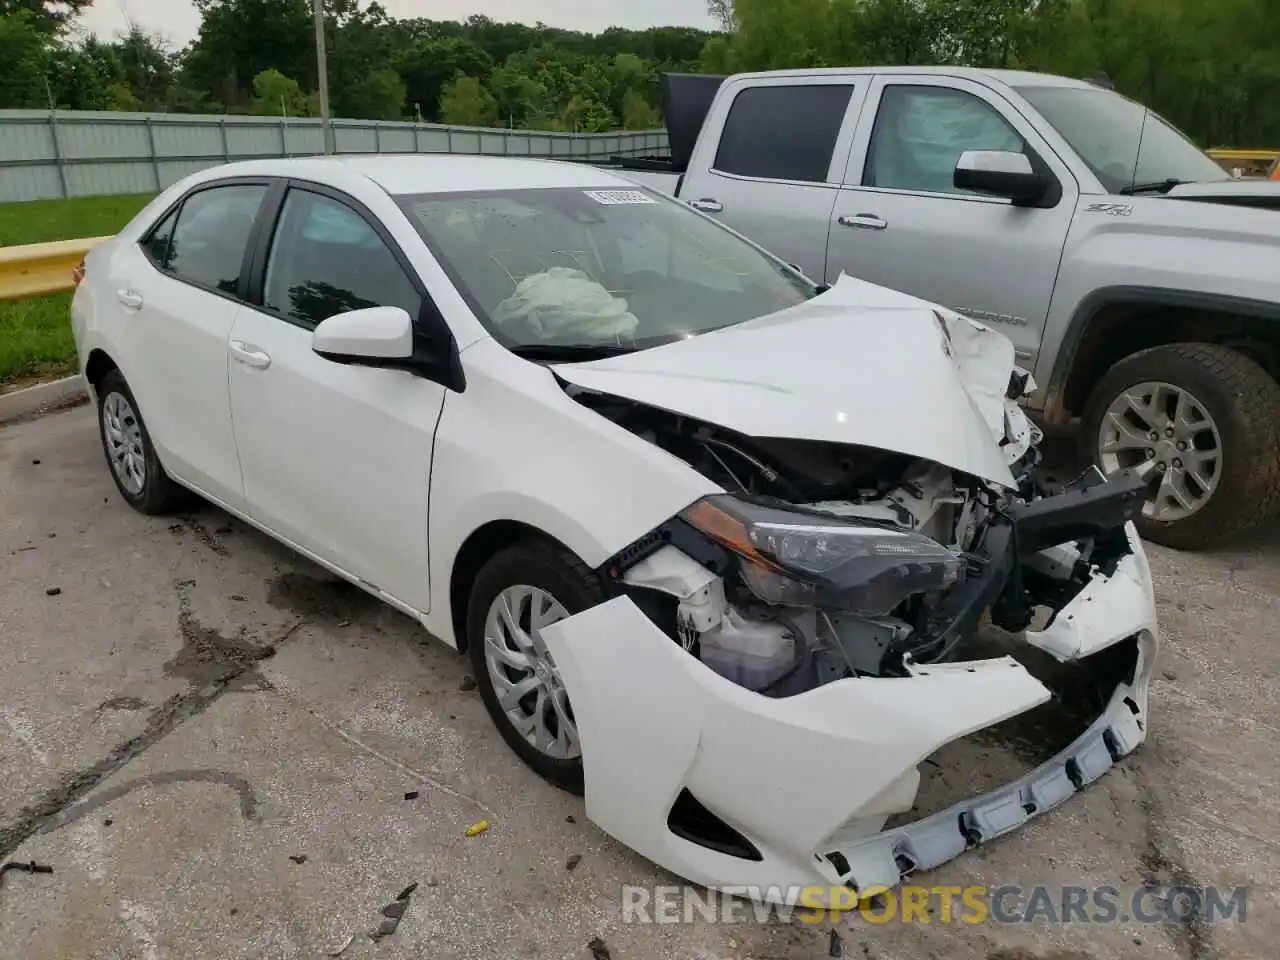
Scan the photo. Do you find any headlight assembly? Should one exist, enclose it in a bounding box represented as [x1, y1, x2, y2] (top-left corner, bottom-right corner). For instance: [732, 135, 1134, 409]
[681, 495, 964, 616]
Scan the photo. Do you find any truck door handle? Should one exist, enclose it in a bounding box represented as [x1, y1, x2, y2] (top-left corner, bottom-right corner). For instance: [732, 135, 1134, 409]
[838, 214, 888, 231]
[116, 289, 143, 310]
[689, 198, 723, 213]
[230, 339, 271, 370]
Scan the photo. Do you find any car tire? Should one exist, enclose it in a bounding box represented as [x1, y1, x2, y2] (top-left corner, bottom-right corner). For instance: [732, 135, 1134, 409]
[1081, 342, 1280, 550]
[96, 369, 191, 515]
[466, 541, 604, 795]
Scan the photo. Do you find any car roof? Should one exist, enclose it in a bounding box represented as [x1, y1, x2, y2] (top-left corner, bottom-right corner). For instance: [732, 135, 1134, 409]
[726, 65, 1096, 90]
[188, 154, 641, 196]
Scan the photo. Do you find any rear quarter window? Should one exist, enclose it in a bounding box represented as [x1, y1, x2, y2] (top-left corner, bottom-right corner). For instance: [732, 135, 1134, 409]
[713, 85, 854, 183]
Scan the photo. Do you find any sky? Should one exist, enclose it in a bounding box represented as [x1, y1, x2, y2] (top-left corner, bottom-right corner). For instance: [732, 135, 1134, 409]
[74, 0, 718, 49]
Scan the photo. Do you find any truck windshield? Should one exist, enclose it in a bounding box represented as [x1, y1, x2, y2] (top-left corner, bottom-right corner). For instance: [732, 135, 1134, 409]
[398, 187, 816, 354]
[1015, 85, 1229, 194]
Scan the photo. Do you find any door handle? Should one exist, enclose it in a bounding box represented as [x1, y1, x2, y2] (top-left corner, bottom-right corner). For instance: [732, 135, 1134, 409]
[689, 198, 723, 213]
[229, 339, 271, 370]
[838, 214, 888, 230]
[116, 289, 143, 310]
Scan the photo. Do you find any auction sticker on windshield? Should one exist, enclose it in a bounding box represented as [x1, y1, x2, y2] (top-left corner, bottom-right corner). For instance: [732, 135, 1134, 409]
[584, 189, 656, 204]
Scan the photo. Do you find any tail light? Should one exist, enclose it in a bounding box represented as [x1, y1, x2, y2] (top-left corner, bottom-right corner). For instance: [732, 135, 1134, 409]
[72, 258, 86, 286]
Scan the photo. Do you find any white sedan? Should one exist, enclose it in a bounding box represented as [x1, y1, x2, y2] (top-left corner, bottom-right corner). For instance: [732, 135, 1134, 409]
[72, 155, 1158, 901]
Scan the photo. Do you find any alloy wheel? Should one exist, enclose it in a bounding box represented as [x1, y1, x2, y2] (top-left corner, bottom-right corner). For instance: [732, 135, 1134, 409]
[1097, 380, 1223, 523]
[102, 391, 147, 496]
[482, 584, 579, 760]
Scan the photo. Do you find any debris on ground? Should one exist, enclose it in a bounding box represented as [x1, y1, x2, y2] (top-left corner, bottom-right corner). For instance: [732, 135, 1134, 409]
[566, 854, 582, 871]
[0, 860, 53, 890]
[368, 880, 418, 942]
[381, 900, 407, 920]
[45, 587, 61, 596]
[288, 854, 307, 865]
[587, 936, 612, 959]
[566, 815, 576, 824]
[458, 675, 478, 692]
[326, 933, 355, 957]
[828, 928, 843, 957]
[465, 819, 489, 837]
[231, 594, 246, 602]
[404, 790, 420, 800]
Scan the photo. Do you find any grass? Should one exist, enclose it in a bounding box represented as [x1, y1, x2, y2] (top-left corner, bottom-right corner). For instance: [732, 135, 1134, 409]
[0, 193, 155, 389]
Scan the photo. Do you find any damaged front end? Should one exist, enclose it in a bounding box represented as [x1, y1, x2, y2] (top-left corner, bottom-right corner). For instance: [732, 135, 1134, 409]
[541, 385, 1158, 902]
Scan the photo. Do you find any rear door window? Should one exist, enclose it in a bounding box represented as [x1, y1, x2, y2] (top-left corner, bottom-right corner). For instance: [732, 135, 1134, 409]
[714, 85, 854, 183]
[165, 184, 269, 293]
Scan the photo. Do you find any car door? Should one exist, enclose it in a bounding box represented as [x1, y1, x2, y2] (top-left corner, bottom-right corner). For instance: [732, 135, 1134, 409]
[827, 75, 1078, 363]
[226, 183, 445, 613]
[676, 76, 868, 282]
[111, 180, 272, 509]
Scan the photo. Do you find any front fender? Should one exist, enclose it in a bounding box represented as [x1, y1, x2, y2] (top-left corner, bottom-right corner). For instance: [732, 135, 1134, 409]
[424, 338, 719, 644]
[1033, 198, 1280, 419]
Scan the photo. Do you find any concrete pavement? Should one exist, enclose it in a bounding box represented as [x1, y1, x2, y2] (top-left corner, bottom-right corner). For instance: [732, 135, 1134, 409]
[1, 404, 1277, 960]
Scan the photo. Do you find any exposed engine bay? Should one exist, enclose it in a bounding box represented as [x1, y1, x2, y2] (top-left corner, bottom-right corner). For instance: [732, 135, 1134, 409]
[569, 384, 1146, 694]
[539, 277, 1158, 899]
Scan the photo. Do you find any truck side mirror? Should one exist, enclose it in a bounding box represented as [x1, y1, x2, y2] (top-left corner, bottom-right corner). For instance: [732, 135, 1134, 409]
[954, 150, 1051, 206]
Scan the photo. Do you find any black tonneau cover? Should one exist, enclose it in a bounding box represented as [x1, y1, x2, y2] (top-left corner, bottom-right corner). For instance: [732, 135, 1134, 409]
[660, 73, 727, 173]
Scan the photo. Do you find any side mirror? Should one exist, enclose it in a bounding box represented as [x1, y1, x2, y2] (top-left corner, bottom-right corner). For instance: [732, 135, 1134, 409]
[312, 306, 414, 363]
[954, 150, 1050, 205]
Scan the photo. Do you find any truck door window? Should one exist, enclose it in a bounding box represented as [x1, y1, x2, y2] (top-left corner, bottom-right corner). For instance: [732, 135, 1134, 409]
[714, 85, 853, 183]
[864, 86, 1026, 195]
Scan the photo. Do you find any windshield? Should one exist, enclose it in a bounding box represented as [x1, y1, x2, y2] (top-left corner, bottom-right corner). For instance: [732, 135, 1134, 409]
[1014, 85, 1229, 194]
[398, 187, 816, 353]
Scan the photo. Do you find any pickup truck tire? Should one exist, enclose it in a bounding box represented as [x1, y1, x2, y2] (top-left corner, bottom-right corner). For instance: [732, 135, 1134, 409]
[1081, 343, 1280, 550]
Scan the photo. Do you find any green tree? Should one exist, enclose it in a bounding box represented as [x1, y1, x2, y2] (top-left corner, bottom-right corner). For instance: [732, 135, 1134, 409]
[439, 73, 499, 126]
[49, 38, 122, 109]
[621, 89, 660, 129]
[0, 12, 49, 107]
[341, 67, 406, 121]
[397, 37, 492, 122]
[0, 0, 92, 34]
[248, 67, 311, 116]
[185, 0, 314, 108]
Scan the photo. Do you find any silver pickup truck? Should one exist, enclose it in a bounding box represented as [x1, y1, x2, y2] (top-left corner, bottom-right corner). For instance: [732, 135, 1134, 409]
[609, 67, 1280, 549]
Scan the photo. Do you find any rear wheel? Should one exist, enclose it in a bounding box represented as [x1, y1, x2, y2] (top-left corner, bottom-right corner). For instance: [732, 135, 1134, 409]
[96, 369, 190, 515]
[465, 542, 603, 794]
[1081, 343, 1280, 549]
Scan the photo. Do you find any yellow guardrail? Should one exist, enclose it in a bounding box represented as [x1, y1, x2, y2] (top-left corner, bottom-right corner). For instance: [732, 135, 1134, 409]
[1206, 148, 1280, 178]
[1207, 148, 1280, 162]
[0, 236, 111, 301]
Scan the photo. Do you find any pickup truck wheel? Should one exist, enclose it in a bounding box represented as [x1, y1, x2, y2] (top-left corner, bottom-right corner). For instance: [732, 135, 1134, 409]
[1081, 343, 1280, 549]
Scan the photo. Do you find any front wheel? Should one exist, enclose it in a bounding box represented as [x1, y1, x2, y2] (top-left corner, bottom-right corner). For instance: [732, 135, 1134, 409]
[465, 542, 604, 794]
[1081, 343, 1280, 549]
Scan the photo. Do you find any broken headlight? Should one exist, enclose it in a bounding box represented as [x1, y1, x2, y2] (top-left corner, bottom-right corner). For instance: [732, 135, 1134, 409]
[682, 495, 964, 616]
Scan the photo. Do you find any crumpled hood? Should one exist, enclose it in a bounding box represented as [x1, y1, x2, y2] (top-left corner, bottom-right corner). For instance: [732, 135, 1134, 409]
[552, 274, 1021, 487]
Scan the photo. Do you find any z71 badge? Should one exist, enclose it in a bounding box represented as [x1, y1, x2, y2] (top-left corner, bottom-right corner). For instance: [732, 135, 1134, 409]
[1085, 202, 1134, 216]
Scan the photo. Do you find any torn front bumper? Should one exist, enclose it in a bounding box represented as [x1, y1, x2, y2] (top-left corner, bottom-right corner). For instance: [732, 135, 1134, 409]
[542, 522, 1158, 904]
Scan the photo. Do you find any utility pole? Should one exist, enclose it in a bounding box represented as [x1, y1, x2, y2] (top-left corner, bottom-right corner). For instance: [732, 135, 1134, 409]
[313, 0, 333, 154]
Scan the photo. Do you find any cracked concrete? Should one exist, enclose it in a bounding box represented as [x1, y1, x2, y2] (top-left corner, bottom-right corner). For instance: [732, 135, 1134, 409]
[1, 406, 1277, 960]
